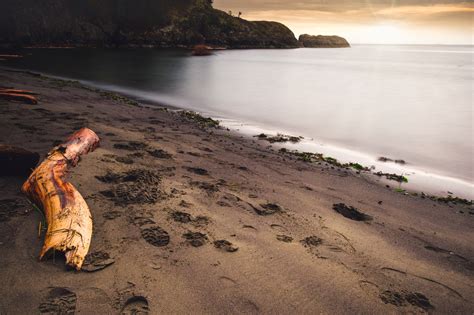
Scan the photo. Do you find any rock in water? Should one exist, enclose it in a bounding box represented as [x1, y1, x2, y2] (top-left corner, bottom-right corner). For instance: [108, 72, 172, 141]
[298, 34, 350, 48]
[192, 45, 213, 56]
[0, 145, 39, 176]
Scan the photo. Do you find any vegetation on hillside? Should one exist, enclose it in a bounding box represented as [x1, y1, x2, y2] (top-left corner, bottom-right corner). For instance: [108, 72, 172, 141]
[0, 0, 297, 48]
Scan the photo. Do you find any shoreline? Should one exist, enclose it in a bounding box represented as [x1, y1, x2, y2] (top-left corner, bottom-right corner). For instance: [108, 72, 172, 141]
[0, 68, 473, 313]
[3, 65, 471, 200]
[219, 118, 474, 199]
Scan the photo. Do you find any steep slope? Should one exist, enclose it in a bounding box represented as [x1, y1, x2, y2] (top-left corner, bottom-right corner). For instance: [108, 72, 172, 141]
[0, 0, 298, 48]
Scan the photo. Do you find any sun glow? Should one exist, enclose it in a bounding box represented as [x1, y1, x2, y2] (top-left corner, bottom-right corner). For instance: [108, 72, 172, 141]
[214, 1, 474, 45]
[365, 22, 404, 42]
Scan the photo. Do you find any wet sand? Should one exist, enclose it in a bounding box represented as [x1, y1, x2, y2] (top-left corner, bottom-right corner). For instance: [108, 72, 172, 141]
[0, 68, 473, 314]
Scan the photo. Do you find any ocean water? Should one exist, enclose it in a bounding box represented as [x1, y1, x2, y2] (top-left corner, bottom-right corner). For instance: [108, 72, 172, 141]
[8, 45, 473, 197]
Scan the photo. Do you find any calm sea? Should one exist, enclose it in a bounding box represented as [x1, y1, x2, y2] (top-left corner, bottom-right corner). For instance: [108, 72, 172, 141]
[7, 45, 473, 197]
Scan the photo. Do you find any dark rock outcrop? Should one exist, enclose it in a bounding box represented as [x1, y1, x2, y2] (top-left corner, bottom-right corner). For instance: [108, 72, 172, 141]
[298, 34, 350, 48]
[0, 145, 39, 177]
[0, 0, 298, 49]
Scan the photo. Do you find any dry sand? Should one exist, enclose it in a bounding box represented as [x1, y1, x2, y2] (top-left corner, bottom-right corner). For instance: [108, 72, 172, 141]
[0, 68, 473, 314]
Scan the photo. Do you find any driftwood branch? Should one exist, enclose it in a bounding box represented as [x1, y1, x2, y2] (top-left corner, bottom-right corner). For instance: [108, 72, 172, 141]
[0, 87, 38, 104]
[22, 128, 100, 269]
[0, 88, 39, 95]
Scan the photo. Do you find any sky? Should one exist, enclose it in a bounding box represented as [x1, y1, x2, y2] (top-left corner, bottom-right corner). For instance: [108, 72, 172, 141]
[213, 0, 474, 45]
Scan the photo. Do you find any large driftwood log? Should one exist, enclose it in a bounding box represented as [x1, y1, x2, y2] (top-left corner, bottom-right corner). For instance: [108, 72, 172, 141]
[22, 128, 100, 269]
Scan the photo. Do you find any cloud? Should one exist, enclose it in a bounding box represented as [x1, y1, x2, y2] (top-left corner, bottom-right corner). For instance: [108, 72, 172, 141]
[213, 0, 473, 44]
[213, 0, 474, 24]
[214, 0, 473, 12]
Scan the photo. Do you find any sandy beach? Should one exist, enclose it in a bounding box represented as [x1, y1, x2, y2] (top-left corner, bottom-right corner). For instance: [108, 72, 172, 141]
[0, 68, 473, 314]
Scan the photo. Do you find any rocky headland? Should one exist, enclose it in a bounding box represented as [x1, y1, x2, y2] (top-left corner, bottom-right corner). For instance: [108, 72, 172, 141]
[0, 0, 298, 49]
[299, 34, 350, 48]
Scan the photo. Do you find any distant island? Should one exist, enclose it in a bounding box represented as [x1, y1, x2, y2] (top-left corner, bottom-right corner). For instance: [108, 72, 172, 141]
[298, 34, 350, 48]
[0, 0, 349, 49]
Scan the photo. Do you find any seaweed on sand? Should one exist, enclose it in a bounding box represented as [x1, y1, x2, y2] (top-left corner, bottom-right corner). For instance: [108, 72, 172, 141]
[179, 111, 220, 129]
[278, 148, 371, 171]
[255, 133, 303, 144]
[374, 171, 408, 183]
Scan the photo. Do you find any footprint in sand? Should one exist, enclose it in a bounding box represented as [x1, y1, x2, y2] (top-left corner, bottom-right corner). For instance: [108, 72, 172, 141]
[214, 240, 239, 252]
[97, 169, 163, 205]
[147, 149, 172, 159]
[276, 235, 293, 243]
[39, 287, 77, 314]
[179, 200, 193, 208]
[133, 216, 156, 227]
[103, 210, 122, 220]
[113, 141, 149, 151]
[379, 290, 434, 311]
[250, 203, 283, 216]
[185, 167, 209, 176]
[230, 298, 259, 314]
[171, 211, 210, 227]
[121, 296, 150, 315]
[219, 276, 238, 287]
[300, 236, 323, 247]
[190, 181, 219, 194]
[183, 231, 208, 247]
[0, 198, 29, 222]
[270, 224, 287, 232]
[217, 200, 231, 207]
[82, 251, 115, 272]
[358, 280, 380, 297]
[141, 225, 170, 247]
[170, 211, 192, 223]
[242, 225, 257, 231]
[332, 203, 372, 221]
[193, 216, 210, 226]
[115, 156, 134, 164]
[381, 267, 463, 299]
[424, 245, 474, 270]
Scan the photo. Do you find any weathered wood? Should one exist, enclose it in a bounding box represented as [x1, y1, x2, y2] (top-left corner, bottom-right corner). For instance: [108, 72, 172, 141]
[0, 91, 38, 104]
[0, 88, 39, 95]
[22, 128, 100, 269]
[0, 145, 39, 176]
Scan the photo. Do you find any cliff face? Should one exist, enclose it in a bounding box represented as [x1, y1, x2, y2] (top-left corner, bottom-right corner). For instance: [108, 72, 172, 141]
[0, 0, 298, 48]
[298, 34, 350, 48]
[170, 5, 298, 49]
[0, 0, 193, 46]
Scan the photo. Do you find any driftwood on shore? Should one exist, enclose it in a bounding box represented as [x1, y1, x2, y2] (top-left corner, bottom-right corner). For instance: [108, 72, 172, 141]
[22, 128, 100, 269]
[0, 88, 39, 95]
[0, 87, 38, 104]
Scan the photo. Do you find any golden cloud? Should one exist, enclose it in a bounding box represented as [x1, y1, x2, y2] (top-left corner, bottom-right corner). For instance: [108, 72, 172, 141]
[213, 1, 473, 44]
